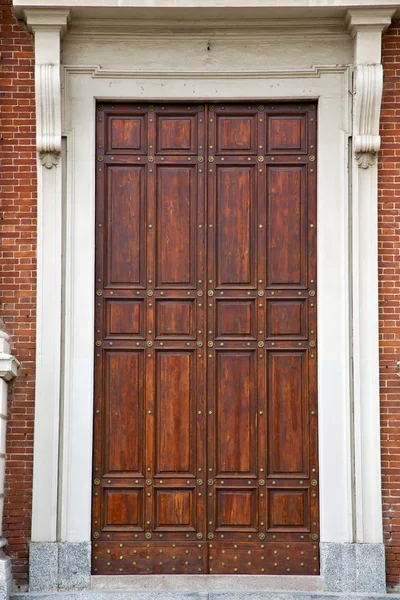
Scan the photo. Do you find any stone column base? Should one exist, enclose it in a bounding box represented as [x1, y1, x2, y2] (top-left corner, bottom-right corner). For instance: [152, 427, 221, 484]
[320, 542, 386, 593]
[29, 542, 91, 591]
[0, 550, 12, 600]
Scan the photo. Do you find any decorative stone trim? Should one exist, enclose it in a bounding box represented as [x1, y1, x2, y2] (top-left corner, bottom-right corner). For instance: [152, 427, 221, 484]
[353, 64, 383, 168]
[0, 332, 19, 600]
[25, 9, 70, 170]
[0, 333, 20, 383]
[346, 8, 394, 169]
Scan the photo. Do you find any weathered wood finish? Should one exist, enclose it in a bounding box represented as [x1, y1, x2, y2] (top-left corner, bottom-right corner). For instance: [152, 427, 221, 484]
[93, 102, 319, 576]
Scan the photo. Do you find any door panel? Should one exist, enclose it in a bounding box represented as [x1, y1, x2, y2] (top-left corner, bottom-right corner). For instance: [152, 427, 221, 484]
[104, 351, 144, 475]
[267, 351, 308, 476]
[215, 351, 256, 476]
[93, 101, 319, 576]
[106, 166, 146, 287]
[156, 165, 196, 287]
[155, 351, 195, 476]
[216, 166, 256, 287]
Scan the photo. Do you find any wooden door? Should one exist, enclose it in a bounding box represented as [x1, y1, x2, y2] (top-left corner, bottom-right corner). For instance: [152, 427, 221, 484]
[93, 102, 319, 576]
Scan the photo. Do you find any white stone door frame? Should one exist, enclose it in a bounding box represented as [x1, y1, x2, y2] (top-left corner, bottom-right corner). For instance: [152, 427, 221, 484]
[16, 4, 393, 593]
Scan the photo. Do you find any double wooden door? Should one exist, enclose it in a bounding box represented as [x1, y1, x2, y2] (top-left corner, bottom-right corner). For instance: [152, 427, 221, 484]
[93, 102, 319, 575]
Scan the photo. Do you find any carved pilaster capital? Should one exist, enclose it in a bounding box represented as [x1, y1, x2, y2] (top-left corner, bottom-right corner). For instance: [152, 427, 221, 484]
[36, 63, 62, 169]
[22, 9, 70, 169]
[353, 64, 383, 169]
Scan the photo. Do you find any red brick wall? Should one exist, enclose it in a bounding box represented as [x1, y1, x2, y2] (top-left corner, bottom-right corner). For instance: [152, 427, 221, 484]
[380, 20, 400, 591]
[0, 0, 36, 589]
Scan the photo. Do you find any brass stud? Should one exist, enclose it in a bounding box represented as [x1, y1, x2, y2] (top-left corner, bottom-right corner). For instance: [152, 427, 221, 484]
[258, 156, 264, 162]
[145, 532, 152, 539]
[96, 289, 103, 296]
[309, 155, 315, 162]
[93, 532, 99, 539]
[196, 533, 203, 539]
[147, 290, 153, 296]
[309, 341, 316, 348]
[208, 156, 214, 162]
[258, 341, 265, 348]
[311, 479, 318, 486]
[148, 105, 154, 111]
[309, 290, 316, 296]
[94, 478, 100, 485]
[208, 290, 214, 297]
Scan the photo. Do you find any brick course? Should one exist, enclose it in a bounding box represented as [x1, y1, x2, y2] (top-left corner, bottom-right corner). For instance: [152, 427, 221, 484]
[0, 0, 36, 589]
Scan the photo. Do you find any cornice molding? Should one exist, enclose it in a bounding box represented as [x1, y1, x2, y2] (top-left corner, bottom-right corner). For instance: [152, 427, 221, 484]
[65, 16, 347, 38]
[63, 64, 349, 80]
[24, 8, 70, 35]
[345, 8, 394, 36]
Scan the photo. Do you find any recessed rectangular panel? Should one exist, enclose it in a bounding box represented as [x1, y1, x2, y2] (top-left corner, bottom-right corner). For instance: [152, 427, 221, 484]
[105, 351, 143, 474]
[154, 489, 195, 530]
[267, 351, 307, 476]
[216, 299, 256, 339]
[108, 116, 146, 153]
[156, 115, 197, 154]
[156, 351, 194, 475]
[267, 166, 306, 287]
[104, 489, 144, 530]
[106, 166, 145, 287]
[216, 351, 256, 475]
[105, 299, 144, 337]
[267, 299, 306, 339]
[216, 166, 256, 287]
[216, 115, 257, 154]
[155, 299, 195, 338]
[156, 166, 195, 287]
[216, 489, 257, 530]
[267, 116, 307, 154]
[268, 489, 309, 531]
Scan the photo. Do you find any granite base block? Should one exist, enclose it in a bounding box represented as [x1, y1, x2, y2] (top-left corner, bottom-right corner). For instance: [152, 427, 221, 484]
[355, 543, 386, 593]
[29, 543, 91, 592]
[58, 543, 91, 590]
[0, 552, 12, 600]
[29, 544, 58, 592]
[320, 542, 386, 593]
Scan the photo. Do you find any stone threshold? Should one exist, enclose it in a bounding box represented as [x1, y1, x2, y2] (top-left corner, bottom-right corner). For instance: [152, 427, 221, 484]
[10, 591, 400, 600]
[90, 575, 324, 592]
